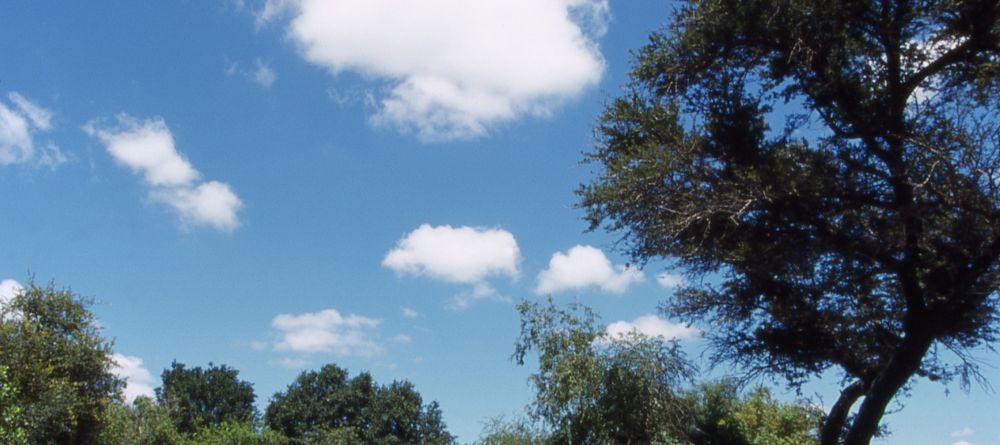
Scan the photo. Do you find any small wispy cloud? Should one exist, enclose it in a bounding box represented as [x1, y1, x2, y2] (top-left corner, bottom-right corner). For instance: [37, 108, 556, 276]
[0, 92, 68, 168]
[84, 114, 243, 231]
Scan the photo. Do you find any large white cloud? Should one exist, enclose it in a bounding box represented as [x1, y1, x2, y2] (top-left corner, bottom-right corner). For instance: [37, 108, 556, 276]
[0, 92, 67, 167]
[259, 0, 608, 141]
[383, 224, 521, 284]
[85, 115, 242, 231]
[0, 279, 23, 305]
[272, 309, 381, 356]
[111, 353, 156, 403]
[605, 315, 699, 341]
[536, 245, 643, 294]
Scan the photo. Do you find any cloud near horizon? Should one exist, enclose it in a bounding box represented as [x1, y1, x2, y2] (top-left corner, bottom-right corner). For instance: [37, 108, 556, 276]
[0, 279, 24, 305]
[271, 308, 382, 356]
[605, 314, 699, 341]
[84, 115, 243, 232]
[0, 92, 68, 167]
[536, 245, 643, 294]
[111, 353, 156, 403]
[258, 0, 608, 141]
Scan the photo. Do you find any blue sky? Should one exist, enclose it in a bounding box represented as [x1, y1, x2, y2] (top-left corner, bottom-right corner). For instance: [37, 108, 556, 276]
[1, 1, 997, 443]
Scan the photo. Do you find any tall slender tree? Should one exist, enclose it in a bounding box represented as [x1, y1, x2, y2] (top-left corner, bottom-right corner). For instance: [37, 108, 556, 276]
[579, 1, 1000, 444]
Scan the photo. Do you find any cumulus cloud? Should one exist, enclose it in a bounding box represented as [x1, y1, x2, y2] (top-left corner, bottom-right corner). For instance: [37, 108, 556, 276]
[0, 279, 23, 305]
[111, 353, 156, 403]
[84, 115, 242, 231]
[272, 308, 381, 356]
[605, 315, 699, 341]
[258, 0, 608, 141]
[536, 245, 643, 294]
[952, 441, 975, 445]
[383, 224, 520, 283]
[0, 92, 67, 167]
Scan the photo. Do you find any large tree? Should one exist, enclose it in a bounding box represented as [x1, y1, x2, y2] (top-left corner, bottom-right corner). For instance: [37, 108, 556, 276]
[0, 280, 122, 444]
[156, 362, 256, 435]
[579, 1, 1000, 444]
[265, 364, 454, 445]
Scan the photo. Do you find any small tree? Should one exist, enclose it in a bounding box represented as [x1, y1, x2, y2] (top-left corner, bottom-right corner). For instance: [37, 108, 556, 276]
[0, 280, 122, 444]
[579, 1, 1000, 443]
[156, 362, 256, 435]
[513, 299, 695, 444]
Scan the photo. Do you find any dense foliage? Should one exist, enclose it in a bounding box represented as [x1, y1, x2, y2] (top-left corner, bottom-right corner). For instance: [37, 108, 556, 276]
[579, 1, 1000, 443]
[156, 361, 257, 435]
[512, 299, 821, 445]
[265, 364, 454, 445]
[0, 281, 122, 444]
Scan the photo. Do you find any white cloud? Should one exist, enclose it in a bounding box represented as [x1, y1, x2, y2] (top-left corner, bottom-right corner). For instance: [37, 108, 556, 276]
[150, 181, 242, 231]
[536, 245, 643, 294]
[0, 279, 23, 305]
[272, 308, 381, 356]
[656, 273, 685, 289]
[401, 307, 419, 319]
[111, 353, 156, 403]
[446, 282, 510, 311]
[951, 428, 975, 438]
[952, 441, 975, 445]
[0, 92, 66, 167]
[85, 115, 243, 231]
[253, 59, 278, 88]
[8, 92, 52, 130]
[383, 224, 520, 284]
[605, 315, 699, 341]
[259, 0, 608, 141]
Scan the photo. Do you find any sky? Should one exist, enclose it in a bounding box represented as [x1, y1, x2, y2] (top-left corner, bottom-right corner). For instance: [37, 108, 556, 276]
[1, 1, 997, 444]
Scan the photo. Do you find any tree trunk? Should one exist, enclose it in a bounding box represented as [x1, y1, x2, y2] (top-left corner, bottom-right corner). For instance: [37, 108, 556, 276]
[820, 380, 865, 445]
[842, 334, 935, 445]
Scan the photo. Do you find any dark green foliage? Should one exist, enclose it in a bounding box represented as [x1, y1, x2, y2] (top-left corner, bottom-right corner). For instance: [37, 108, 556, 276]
[156, 361, 257, 435]
[580, 1, 1000, 444]
[265, 364, 454, 445]
[0, 280, 122, 444]
[514, 299, 695, 444]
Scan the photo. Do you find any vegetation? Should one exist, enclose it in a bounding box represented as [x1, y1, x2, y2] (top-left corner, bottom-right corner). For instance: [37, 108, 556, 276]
[265, 364, 454, 445]
[0, 280, 122, 444]
[509, 299, 821, 445]
[157, 361, 257, 435]
[580, 0, 1000, 443]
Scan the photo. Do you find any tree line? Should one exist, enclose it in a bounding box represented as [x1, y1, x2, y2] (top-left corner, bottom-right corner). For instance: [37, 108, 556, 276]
[1, 282, 821, 445]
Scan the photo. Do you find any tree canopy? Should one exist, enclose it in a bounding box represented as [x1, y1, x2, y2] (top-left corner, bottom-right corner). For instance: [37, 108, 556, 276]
[156, 361, 257, 435]
[512, 299, 822, 445]
[265, 363, 454, 445]
[0, 280, 121, 444]
[579, 1, 1000, 444]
